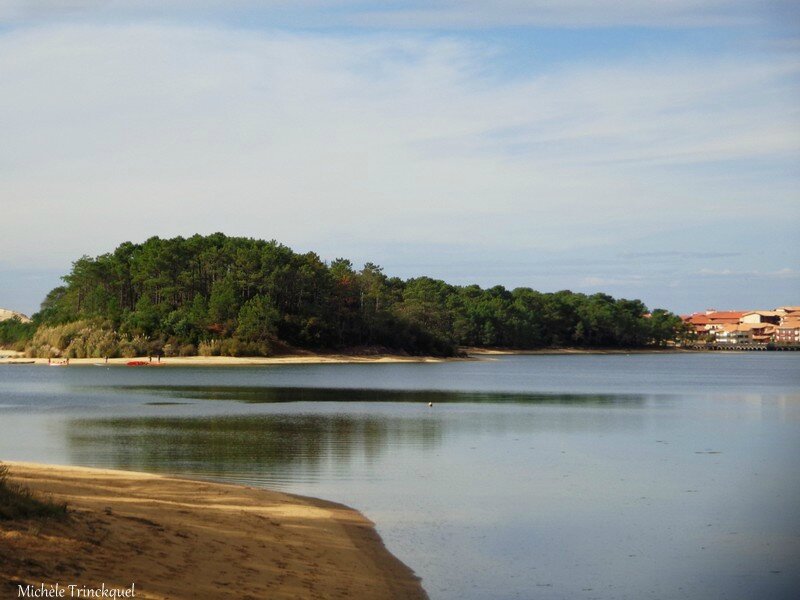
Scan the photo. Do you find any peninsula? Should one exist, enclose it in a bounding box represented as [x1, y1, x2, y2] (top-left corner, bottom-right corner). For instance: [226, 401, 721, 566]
[0, 234, 687, 360]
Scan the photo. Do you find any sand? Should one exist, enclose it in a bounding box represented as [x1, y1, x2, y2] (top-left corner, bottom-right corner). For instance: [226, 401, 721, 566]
[0, 353, 452, 366]
[0, 462, 427, 600]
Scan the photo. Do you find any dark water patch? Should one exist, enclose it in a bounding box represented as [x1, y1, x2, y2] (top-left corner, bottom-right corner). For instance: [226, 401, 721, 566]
[144, 402, 193, 406]
[98, 384, 650, 406]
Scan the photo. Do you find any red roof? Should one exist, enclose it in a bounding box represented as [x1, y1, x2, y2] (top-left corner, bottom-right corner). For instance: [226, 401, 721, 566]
[706, 311, 747, 319]
[686, 315, 711, 324]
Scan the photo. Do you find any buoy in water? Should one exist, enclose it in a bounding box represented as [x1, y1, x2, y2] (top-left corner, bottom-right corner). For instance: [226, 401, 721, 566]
[428, 402, 433, 407]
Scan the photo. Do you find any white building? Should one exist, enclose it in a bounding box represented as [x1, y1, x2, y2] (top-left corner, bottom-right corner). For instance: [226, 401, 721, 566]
[715, 325, 753, 345]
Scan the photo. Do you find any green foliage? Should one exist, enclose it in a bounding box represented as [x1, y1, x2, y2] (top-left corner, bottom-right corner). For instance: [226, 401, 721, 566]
[208, 275, 239, 328]
[237, 295, 280, 343]
[0, 463, 67, 521]
[647, 309, 693, 346]
[0, 317, 36, 350]
[28, 233, 686, 356]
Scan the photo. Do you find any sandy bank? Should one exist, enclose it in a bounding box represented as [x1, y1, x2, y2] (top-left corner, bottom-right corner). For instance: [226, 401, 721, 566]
[0, 347, 698, 366]
[0, 462, 426, 600]
[0, 353, 453, 366]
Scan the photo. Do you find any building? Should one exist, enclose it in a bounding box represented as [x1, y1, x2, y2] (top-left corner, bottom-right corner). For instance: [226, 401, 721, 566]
[682, 313, 712, 336]
[777, 307, 800, 324]
[714, 324, 753, 345]
[705, 311, 747, 326]
[737, 323, 777, 344]
[682, 310, 747, 338]
[741, 311, 782, 325]
[775, 318, 800, 345]
[682, 306, 800, 347]
[713, 323, 777, 345]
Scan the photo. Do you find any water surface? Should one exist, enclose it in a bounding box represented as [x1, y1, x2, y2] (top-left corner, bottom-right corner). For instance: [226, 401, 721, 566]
[1, 353, 799, 599]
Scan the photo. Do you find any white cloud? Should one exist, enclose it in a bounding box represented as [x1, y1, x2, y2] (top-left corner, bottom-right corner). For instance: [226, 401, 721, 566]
[580, 276, 644, 287]
[0, 23, 798, 273]
[0, 0, 792, 28]
[352, 0, 776, 29]
[696, 268, 800, 278]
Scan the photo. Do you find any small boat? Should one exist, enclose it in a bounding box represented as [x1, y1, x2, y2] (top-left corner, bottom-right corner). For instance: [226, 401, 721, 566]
[49, 361, 69, 367]
[126, 361, 149, 367]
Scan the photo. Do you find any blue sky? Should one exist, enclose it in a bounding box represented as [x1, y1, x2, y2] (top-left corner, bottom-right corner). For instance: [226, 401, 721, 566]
[0, 1, 798, 316]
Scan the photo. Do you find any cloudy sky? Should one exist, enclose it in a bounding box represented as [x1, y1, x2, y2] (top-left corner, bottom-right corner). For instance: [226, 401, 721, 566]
[1, 1, 798, 316]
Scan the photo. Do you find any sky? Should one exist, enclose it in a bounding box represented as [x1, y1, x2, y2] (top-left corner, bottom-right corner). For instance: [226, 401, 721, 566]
[0, 1, 798, 316]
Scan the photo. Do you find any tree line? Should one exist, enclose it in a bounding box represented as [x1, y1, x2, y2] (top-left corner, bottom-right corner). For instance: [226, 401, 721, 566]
[3, 234, 688, 357]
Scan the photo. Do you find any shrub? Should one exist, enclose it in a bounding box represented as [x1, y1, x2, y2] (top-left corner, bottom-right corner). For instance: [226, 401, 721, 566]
[179, 343, 197, 356]
[0, 318, 36, 348]
[0, 463, 67, 521]
[26, 320, 122, 358]
[198, 340, 221, 356]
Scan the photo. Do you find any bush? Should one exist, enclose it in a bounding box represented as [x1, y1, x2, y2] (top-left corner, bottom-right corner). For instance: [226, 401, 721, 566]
[198, 340, 221, 356]
[0, 463, 67, 521]
[179, 343, 197, 356]
[26, 320, 122, 358]
[0, 317, 36, 348]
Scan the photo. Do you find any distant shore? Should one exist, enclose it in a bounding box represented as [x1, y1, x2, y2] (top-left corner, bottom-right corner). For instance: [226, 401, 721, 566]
[0, 351, 453, 366]
[1, 462, 427, 600]
[462, 346, 699, 355]
[0, 347, 703, 366]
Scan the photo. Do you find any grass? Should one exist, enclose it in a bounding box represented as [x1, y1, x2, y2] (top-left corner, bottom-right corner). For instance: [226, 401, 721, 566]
[0, 463, 67, 521]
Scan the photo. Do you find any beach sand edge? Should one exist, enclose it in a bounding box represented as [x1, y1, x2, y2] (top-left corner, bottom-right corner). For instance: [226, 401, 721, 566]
[0, 462, 427, 600]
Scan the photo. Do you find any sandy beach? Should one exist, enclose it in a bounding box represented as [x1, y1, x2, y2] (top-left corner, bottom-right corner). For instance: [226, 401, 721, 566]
[0, 462, 427, 600]
[0, 347, 696, 366]
[0, 351, 452, 366]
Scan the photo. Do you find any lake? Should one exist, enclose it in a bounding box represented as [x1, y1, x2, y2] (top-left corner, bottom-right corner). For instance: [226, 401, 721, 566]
[1, 353, 799, 599]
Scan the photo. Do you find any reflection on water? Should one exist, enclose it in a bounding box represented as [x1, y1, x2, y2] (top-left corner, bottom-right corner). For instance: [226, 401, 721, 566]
[66, 413, 444, 483]
[102, 384, 649, 404]
[62, 387, 653, 484]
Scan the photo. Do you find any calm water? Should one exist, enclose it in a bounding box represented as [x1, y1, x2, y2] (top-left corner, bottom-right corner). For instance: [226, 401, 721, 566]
[1, 354, 799, 599]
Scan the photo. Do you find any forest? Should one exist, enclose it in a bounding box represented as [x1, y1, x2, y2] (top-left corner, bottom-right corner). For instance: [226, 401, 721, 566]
[1, 234, 689, 357]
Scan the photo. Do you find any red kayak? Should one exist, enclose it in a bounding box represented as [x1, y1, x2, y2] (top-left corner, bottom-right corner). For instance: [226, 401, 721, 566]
[126, 361, 149, 367]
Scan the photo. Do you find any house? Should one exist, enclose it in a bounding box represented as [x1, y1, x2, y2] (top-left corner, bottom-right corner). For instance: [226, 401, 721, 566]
[713, 322, 776, 345]
[705, 311, 748, 326]
[777, 306, 800, 315]
[682, 313, 713, 336]
[736, 323, 777, 344]
[777, 307, 800, 324]
[714, 324, 752, 345]
[682, 310, 748, 337]
[741, 311, 782, 325]
[774, 318, 800, 345]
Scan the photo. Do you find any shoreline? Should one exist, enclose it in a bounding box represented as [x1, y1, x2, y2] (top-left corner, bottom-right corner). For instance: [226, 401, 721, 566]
[1, 462, 427, 600]
[0, 352, 454, 366]
[0, 347, 704, 366]
[462, 346, 701, 356]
